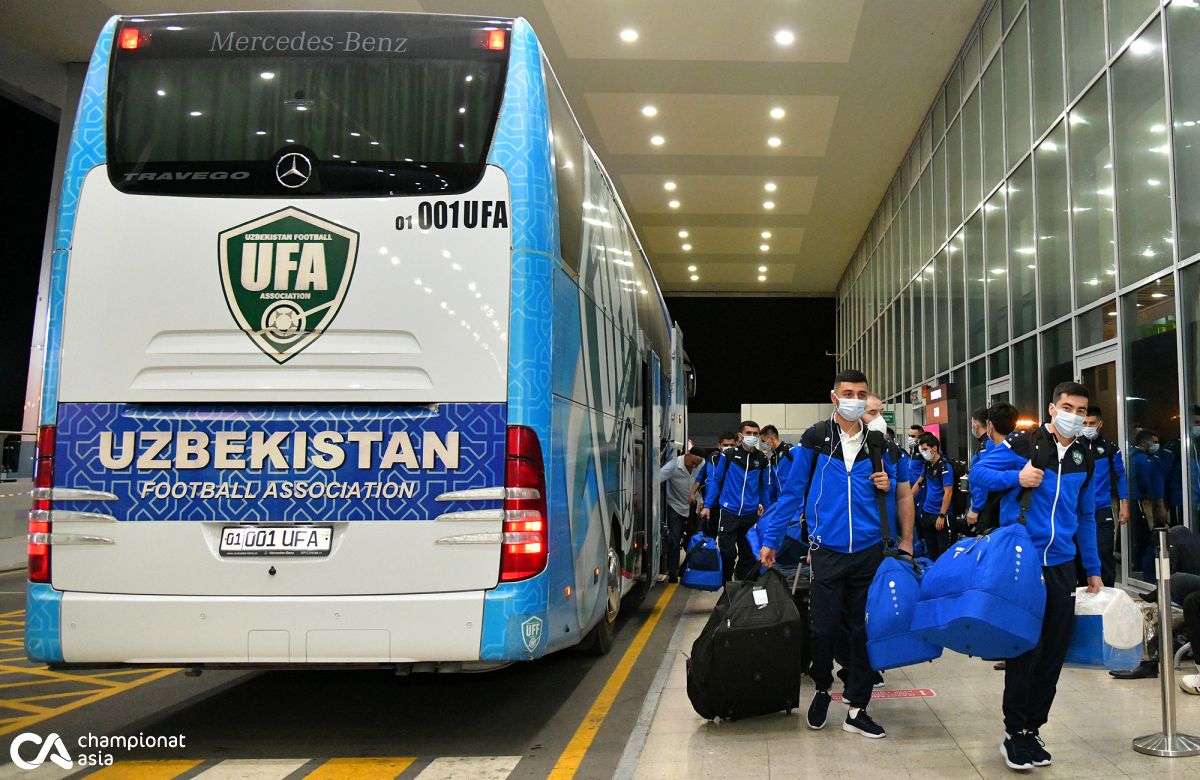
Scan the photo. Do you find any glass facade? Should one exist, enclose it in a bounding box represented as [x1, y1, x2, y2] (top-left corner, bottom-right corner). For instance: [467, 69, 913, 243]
[837, 0, 1200, 580]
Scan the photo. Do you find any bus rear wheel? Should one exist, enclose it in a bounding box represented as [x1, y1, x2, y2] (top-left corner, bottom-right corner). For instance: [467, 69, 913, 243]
[581, 535, 622, 655]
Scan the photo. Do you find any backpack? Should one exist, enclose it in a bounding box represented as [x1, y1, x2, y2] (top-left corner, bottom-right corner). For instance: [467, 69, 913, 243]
[947, 459, 970, 517]
[679, 532, 723, 592]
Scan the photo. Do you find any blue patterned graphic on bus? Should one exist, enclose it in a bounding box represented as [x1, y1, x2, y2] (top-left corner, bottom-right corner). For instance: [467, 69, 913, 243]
[42, 17, 116, 426]
[480, 20, 554, 657]
[53, 402, 506, 521]
[25, 583, 63, 663]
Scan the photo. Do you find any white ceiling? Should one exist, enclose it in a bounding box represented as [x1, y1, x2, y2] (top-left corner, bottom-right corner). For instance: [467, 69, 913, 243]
[0, 0, 985, 295]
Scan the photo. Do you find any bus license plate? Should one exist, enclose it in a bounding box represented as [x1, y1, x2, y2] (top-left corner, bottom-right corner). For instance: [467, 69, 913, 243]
[219, 526, 332, 557]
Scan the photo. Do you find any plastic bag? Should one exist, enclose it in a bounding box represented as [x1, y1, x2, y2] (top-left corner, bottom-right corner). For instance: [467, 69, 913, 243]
[1065, 587, 1144, 670]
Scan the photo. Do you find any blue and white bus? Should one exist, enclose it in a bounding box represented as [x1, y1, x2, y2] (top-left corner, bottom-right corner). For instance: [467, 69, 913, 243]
[26, 11, 689, 669]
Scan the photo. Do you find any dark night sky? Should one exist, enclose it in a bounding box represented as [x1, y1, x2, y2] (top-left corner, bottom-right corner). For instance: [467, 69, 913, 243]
[663, 296, 837, 413]
[1, 97, 57, 431]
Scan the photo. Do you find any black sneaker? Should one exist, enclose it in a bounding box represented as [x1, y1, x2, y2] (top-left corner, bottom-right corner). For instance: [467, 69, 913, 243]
[1001, 734, 1034, 771]
[843, 708, 886, 739]
[807, 690, 831, 730]
[993, 661, 1007, 671]
[873, 670, 885, 688]
[1021, 731, 1051, 767]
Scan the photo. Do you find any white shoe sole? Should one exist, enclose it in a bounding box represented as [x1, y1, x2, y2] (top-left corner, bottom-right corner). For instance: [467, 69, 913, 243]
[1000, 743, 1033, 771]
[1180, 681, 1200, 696]
[843, 721, 887, 739]
[806, 716, 826, 730]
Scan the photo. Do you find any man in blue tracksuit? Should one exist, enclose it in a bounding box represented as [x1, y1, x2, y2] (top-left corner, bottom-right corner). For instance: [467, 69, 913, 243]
[762, 424, 794, 506]
[759, 370, 895, 740]
[969, 381, 1101, 771]
[907, 423, 927, 515]
[1081, 406, 1129, 587]
[966, 406, 997, 532]
[913, 432, 955, 559]
[701, 421, 769, 583]
[968, 401, 1018, 534]
[691, 432, 736, 534]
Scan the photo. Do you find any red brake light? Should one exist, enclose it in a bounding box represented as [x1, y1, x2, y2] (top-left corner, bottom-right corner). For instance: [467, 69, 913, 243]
[29, 425, 55, 583]
[118, 27, 144, 50]
[486, 29, 506, 51]
[500, 425, 548, 582]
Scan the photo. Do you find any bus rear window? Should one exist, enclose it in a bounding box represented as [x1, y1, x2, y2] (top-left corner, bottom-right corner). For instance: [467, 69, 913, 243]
[107, 12, 511, 197]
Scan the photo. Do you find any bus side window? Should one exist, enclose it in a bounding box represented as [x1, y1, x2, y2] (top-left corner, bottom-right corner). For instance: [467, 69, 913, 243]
[544, 61, 585, 274]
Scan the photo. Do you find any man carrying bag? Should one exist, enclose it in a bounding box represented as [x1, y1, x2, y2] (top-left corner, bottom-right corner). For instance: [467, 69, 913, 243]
[758, 369, 894, 739]
[968, 382, 1102, 771]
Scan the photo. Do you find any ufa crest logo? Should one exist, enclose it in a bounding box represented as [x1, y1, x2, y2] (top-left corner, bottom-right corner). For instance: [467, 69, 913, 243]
[219, 208, 359, 363]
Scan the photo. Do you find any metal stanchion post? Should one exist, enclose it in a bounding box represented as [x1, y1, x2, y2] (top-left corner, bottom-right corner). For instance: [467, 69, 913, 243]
[1133, 525, 1200, 757]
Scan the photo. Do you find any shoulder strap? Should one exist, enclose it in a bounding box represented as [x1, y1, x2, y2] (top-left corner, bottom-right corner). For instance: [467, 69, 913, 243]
[866, 433, 893, 551]
[1016, 428, 1049, 525]
[1106, 443, 1117, 501]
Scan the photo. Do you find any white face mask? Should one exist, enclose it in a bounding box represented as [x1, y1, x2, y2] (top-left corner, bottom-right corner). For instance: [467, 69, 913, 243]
[867, 415, 888, 434]
[742, 435, 760, 450]
[1052, 409, 1084, 439]
[836, 397, 867, 422]
[906, 436, 917, 449]
[920, 448, 935, 462]
[1081, 425, 1099, 441]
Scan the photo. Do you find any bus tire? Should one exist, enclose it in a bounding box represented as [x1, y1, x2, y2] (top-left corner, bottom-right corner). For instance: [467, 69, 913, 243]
[581, 530, 622, 655]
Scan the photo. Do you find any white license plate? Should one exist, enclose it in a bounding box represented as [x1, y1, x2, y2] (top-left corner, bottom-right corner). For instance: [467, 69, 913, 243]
[219, 526, 332, 557]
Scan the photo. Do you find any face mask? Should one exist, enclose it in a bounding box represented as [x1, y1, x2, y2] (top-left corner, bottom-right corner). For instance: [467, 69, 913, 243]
[1081, 426, 1099, 441]
[867, 415, 888, 434]
[920, 449, 935, 462]
[1149, 443, 1161, 454]
[836, 398, 867, 422]
[906, 436, 917, 449]
[742, 435, 760, 450]
[1052, 409, 1083, 439]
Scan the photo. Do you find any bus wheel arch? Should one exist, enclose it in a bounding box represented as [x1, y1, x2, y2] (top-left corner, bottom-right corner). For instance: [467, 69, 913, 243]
[579, 516, 622, 655]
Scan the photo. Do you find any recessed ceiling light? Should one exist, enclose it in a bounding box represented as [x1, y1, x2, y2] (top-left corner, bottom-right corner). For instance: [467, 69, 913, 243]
[767, 136, 782, 148]
[156, 89, 166, 97]
[678, 230, 689, 238]
[668, 200, 681, 209]
[687, 265, 697, 272]
[761, 231, 772, 239]
[682, 243, 692, 251]
[770, 106, 786, 119]
[760, 244, 770, 251]
[764, 182, 777, 192]
[690, 274, 699, 281]
[642, 105, 658, 117]
[620, 28, 639, 43]
[775, 29, 795, 46]
[664, 181, 677, 191]
[189, 110, 202, 117]
[758, 274, 767, 282]
[763, 201, 776, 210]
[758, 265, 767, 272]
[651, 135, 665, 146]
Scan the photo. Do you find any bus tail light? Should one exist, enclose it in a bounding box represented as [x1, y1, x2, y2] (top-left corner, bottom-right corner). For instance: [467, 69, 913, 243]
[481, 29, 507, 51]
[118, 27, 146, 50]
[500, 425, 547, 581]
[29, 425, 55, 583]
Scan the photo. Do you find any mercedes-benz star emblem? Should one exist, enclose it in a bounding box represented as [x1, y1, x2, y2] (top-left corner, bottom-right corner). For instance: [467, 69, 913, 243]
[275, 152, 312, 189]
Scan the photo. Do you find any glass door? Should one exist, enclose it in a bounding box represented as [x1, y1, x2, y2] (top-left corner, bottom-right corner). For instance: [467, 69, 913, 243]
[1077, 345, 1137, 584]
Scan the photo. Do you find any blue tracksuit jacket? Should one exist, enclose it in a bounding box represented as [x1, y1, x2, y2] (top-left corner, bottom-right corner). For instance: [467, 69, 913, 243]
[969, 435, 996, 513]
[1088, 437, 1128, 510]
[705, 446, 770, 516]
[759, 418, 897, 554]
[968, 426, 1099, 575]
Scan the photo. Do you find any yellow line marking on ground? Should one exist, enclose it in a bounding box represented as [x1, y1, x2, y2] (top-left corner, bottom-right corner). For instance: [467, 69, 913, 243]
[0, 676, 112, 691]
[0, 668, 177, 736]
[0, 698, 51, 713]
[548, 584, 677, 780]
[8, 689, 114, 704]
[89, 759, 206, 779]
[305, 757, 416, 779]
[0, 664, 124, 686]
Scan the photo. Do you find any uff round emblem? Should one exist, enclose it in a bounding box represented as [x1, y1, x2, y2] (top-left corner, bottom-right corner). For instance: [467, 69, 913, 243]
[1072, 450, 1084, 466]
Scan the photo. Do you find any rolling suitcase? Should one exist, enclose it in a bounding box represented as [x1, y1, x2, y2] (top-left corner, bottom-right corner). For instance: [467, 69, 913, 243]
[686, 568, 803, 720]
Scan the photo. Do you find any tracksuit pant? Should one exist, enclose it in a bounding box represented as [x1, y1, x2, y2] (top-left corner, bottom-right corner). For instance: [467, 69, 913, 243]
[918, 511, 951, 561]
[717, 510, 758, 583]
[810, 543, 884, 709]
[1003, 561, 1076, 735]
[664, 507, 687, 579]
[1096, 508, 1116, 587]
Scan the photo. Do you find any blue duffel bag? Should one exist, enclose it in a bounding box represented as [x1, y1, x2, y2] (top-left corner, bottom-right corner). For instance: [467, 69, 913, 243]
[862, 430, 943, 670]
[911, 519, 1046, 660]
[747, 518, 806, 573]
[867, 553, 943, 670]
[680, 531, 724, 591]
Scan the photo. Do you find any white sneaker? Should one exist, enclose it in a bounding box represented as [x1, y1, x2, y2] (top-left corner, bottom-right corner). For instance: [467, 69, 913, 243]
[1179, 674, 1200, 695]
